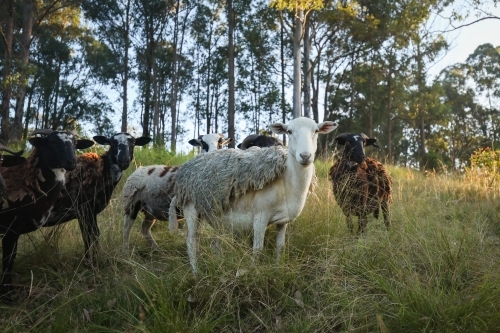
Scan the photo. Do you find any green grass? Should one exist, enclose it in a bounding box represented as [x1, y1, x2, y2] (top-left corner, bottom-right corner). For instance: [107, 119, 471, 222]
[2, 149, 500, 332]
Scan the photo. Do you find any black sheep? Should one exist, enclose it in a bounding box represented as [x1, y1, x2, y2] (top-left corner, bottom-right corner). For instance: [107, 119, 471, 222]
[45, 133, 151, 264]
[329, 133, 392, 234]
[0, 129, 94, 301]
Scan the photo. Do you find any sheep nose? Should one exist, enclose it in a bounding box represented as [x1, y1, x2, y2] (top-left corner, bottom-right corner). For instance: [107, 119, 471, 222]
[64, 160, 77, 171]
[300, 153, 311, 163]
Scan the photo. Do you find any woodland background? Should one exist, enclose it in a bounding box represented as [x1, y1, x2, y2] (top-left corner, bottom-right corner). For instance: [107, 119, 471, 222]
[1, 0, 500, 170]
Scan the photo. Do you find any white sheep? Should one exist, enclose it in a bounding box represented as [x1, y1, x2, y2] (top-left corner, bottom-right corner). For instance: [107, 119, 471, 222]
[171, 117, 337, 273]
[122, 133, 233, 251]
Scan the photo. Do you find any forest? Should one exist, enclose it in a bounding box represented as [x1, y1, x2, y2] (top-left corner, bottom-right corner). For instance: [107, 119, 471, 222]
[1, 0, 500, 171]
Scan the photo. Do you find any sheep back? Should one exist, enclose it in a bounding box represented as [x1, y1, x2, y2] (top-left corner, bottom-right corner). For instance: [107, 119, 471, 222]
[329, 157, 392, 218]
[1, 152, 44, 204]
[122, 165, 178, 219]
[174, 146, 288, 219]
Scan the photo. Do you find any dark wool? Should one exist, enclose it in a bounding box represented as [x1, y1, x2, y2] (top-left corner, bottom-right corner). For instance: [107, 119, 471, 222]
[329, 157, 392, 232]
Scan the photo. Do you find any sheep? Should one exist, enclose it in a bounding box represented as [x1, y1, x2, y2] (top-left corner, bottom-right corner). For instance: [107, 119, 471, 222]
[188, 133, 233, 152]
[0, 129, 94, 301]
[237, 134, 283, 150]
[122, 133, 233, 251]
[328, 133, 392, 234]
[171, 117, 338, 273]
[0, 143, 26, 199]
[45, 133, 151, 264]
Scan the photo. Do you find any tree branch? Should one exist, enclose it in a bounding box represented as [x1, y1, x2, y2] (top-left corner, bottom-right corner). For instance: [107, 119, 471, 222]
[436, 16, 500, 33]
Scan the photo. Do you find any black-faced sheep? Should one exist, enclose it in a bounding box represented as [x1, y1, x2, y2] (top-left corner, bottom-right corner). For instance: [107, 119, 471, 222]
[0, 143, 26, 198]
[328, 133, 392, 234]
[45, 133, 151, 264]
[0, 129, 94, 301]
[237, 134, 283, 150]
[122, 133, 233, 251]
[171, 117, 337, 273]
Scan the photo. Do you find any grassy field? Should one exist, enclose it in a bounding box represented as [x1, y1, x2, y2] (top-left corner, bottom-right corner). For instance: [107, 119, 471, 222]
[2, 147, 500, 332]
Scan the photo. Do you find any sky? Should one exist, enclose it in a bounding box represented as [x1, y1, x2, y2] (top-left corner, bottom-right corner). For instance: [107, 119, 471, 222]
[429, 2, 500, 77]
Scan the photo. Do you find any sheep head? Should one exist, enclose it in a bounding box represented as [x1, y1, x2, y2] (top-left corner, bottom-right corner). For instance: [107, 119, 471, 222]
[29, 130, 94, 171]
[189, 133, 233, 153]
[93, 133, 151, 170]
[269, 117, 337, 166]
[334, 133, 380, 166]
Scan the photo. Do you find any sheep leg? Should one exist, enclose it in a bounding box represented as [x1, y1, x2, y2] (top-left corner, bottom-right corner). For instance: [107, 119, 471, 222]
[141, 212, 158, 249]
[252, 212, 269, 263]
[168, 196, 179, 231]
[382, 200, 391, 230]
[78, 212, 100, 266]
[1, 233, 19, 302]
[123, 213, 135, 252]
[346, 215, 354, 234]
[357, 215, 368, 235]
[184, 203, 198, 274]
[275, 223, 288, 264]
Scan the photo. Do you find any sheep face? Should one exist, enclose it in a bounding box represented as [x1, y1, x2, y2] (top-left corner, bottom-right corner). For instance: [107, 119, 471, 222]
[94, 133, 151, 170]
[335, 133, 380, 166]
[270, 117, 337, 166]
[188, 133, 233, 152]
[28, 132, 94, 171]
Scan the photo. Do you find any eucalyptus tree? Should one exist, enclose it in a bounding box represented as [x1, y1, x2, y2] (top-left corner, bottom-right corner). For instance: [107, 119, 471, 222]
[0, 0, 85, 142]
[237, 0, 281, 133]
[133, 0, 169, 140]
[82, 0, 136, 133]
[187, 1, 227, 135]
[271, 0, 323, 119]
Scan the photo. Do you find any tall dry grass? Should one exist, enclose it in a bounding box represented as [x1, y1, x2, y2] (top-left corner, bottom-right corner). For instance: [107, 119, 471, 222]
[1, 148, 500, 332]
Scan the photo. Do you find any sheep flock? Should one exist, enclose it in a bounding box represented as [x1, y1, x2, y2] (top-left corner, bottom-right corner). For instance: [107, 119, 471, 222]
[0, 118, 396, 302]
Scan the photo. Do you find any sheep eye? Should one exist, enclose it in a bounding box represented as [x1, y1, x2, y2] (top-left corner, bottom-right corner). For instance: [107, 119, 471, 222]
[287, 130, 292, 135]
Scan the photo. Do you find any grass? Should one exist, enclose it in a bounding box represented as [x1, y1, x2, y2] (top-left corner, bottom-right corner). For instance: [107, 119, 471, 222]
[2, 147, 500, 332]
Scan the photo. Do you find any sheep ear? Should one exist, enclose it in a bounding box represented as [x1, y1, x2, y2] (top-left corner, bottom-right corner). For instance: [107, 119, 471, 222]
[317, 121, 338, 134]
[93, 135, 110, 145]
[76, 139, 95, 150]
[269, 123, 287, 134]
[366, 138, 380, 148]
[189, 139, 202, 147]
[135, 136, 152, 146]
[1, 155, 26, 167]
[334, 133, 349, 145]
[237, 143, 242, 149]
[29, 136, 46, 148]
[222, 138, 234, 146]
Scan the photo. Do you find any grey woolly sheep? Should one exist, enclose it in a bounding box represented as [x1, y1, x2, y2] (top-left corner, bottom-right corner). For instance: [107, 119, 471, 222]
[122, 133, 233, 251]
[171, 117, 338, 273]
[328, 133, 392, 234]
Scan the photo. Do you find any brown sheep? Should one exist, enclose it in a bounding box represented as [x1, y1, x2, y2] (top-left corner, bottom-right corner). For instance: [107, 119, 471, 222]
[329, 133, 392, 234]
[0, 130, 94, 301]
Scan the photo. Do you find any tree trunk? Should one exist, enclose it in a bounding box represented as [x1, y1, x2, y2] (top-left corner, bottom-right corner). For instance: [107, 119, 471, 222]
[12, 0, 34, 142]
[227, 0, 235, 147]
[292, 10, 303, 119]
[1, 0, 14, 142]
[303, 17, 311, 118]
[280, 17, 286, 145]
[386, 69, 392, 163]
[169, 0, 180, 152]
[121, 0, 131, 133]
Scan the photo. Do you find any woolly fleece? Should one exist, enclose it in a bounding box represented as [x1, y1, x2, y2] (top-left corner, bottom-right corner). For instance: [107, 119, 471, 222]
[174, 145, 289, 219]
